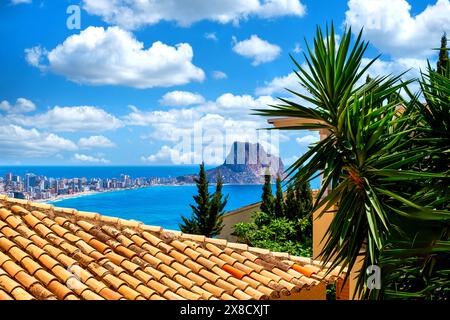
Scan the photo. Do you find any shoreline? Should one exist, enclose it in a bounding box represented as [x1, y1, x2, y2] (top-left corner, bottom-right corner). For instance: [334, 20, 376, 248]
[37, 186, 150, 203]
[35, 183, 267, 204]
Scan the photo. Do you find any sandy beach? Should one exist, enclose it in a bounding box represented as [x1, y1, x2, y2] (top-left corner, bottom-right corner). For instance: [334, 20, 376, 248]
[35, 186, 147, 203]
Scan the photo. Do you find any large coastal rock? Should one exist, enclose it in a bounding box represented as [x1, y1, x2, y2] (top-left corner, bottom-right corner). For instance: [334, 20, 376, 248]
[177, 142, 284, 184]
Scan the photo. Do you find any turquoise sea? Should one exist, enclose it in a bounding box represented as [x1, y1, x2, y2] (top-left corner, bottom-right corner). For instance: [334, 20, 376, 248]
[47, 185, 267, 230]
[0, 166, 320, 230]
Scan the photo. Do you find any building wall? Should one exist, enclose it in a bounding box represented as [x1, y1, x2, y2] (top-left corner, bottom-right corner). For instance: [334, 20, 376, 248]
[312, 204, 336, 260]
[219, 201, 261, 242]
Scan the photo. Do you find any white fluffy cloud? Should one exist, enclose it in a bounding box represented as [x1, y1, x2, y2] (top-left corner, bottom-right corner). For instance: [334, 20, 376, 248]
[141, 145, 196, 165]
[209, 93, 277, 114]
[232, 35, 281, 65]
[25, 26, 205, 89]
[78, 135, 116, 149]
[359, 57, 426, 93]
[255, 70, 316, 107]
[74, 153, 110, 164]
[127, 92, 281, 165]
[82, 0, 306, 29]
[212, 71, 228, 80]
[255, 72, 299, 96]
[126, 93, 275, 130]
[159, 91, 205, 107]
[204, 32, 218, 41]
[24, 46, 46, 68]
[296, 133, 319, 146]
[0, 125, 77, 158]
[0, 98, 36, 113]
[13, 106, 123, 132]
[362, 57, 427, 79]
[256, 54, 427, 100]
[139, 113, 277, 165]
[124, 106, 200, 127]
[345, 0, 450, 58]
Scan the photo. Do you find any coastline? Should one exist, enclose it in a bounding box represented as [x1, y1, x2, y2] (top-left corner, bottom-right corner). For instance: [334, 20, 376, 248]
[36, 183, 268, 204]
[37, 186, 149, 203]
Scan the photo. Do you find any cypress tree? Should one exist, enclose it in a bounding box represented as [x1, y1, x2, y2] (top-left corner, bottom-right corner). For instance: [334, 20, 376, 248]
[274, 175, 284, 218]
[260, 173, 274, 215]
[296, 179, 313, 218]
[295, 179, 313, 241]
[208, 172, 229, 237]
[437, 33, 449, 75]
[284, 183, 297, 220]
[284, 178, 312, 219]
[179, 215, 199, 234]
[179, 164, 228, 237]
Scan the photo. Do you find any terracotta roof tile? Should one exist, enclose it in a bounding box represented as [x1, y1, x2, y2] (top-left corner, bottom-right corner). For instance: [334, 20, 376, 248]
[97, 286, 122, 300]
[46, 280, 74, 300]
[80, 289, 103, 300]
[223, 264, 246, 280]
[0, 289, 13, 300]
[0, 196, 343, 300]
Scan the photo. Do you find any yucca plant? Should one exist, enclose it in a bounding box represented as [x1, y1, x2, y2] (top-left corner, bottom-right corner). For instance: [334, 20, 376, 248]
[373, 64, 450, 300]
[254, 23, 449, 298]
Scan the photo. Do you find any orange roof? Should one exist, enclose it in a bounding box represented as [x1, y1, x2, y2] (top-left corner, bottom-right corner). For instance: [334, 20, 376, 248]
[0, 195, 342, 300]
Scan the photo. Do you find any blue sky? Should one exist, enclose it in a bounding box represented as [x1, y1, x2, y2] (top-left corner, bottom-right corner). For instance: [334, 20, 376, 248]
[0, 0, 448, 166]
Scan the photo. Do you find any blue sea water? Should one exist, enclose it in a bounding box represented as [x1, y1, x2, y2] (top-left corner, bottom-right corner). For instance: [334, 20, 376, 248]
[47, 185, 267, 230]
[0, 166, 320, 230]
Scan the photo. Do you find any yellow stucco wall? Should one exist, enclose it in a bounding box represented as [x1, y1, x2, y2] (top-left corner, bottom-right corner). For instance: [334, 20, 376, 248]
[312, 205, 336, 260]
[219, 201, 261, 242]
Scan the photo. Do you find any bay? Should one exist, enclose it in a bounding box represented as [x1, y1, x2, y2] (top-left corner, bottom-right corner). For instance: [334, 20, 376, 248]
[47, 184, 267, 230]
[1, 165, 321, 230]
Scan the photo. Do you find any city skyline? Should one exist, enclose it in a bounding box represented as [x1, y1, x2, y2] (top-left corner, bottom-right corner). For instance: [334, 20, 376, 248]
[0, 170, 178, 201]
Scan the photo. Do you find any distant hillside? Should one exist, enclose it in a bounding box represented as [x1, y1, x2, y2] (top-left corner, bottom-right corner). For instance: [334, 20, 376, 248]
[177, 141, 284, 184]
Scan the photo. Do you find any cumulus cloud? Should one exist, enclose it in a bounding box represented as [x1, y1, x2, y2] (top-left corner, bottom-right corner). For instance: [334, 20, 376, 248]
[362, 57, 427, 79]
[127, 92, 281, 165]
[204, 32, 218, 41]
[0, 125, 77, 158]
[359, 57, 426, 93]
[140, 114, 277, 165]
[212, 71, 227, 79]
[126, 93, 276, 129]
[82, 0, 306, 29]
[0, 98, 36, 113]
[207, 93, 277, 114]
[141, 145, 197, 165]
[13, 106, 123, 132]
[296, 133, 320, 146]
[159, 91, 205, 107]
[256, 55, 426, 100]
[232, 35, 281, 65]
[345, 0, 450, 58]
[25, 26, 205, 89]
[124, 106, 200, 127]
[74, 153, 110, 164]
[78, 135, 116, 149]
[25, 46, 47, 69]
[255, 72, 299, 96]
